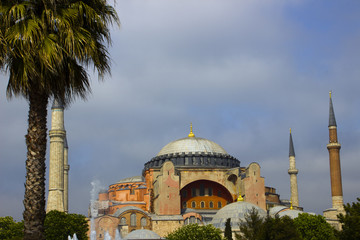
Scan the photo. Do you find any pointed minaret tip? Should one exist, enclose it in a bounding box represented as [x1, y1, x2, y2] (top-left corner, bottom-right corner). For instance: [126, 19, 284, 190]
[52, 98, 64, 109]
[329, 91, 337, 127]
[188, 123, 195, 138]
[289, 128, 295, 157]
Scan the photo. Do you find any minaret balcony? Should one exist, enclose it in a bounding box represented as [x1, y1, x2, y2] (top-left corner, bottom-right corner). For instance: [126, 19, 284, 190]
[288, 169, 298, 174]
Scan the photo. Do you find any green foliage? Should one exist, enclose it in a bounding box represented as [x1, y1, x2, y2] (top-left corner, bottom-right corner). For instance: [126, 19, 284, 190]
[225, 218, 233, 240]
[338, 197, 360, 240]
[294, 213, 336, 240]
[166, 223, 223, 240]
[44, 210, 89, 240]
[0, 216, 24, 240]
[263, 216, 301, 240]
[235, 208, 264, 240]
[235, 208, 301, 240]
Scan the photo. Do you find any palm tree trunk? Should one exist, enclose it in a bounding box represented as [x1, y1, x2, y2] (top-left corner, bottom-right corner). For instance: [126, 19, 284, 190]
[23, 89, 48, 240]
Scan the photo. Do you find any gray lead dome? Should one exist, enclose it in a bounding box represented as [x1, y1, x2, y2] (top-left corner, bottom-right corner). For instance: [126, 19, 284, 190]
[125, 229, 162, 239]
[143, 136, 240, 171]
[211, 201, 266, 231]
[157, 137, 228, 156]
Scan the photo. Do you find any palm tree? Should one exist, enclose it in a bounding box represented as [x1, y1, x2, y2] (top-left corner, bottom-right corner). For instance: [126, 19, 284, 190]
[0, 1, 119, 239]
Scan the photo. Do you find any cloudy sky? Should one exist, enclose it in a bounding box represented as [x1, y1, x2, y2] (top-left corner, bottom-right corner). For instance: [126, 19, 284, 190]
[1, 0, 360, 221]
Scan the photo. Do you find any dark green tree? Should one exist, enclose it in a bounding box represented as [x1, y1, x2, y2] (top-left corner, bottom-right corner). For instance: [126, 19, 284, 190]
[0, 216, 24, 240]
[235, 208, 264, 240]
[337, 197, 360, 240]
[294, 213, 336, 240]
[44, 210, 88, 240]
[263, 215, 301, 240]
[0, 1, 119, 239]
[166, 223, 223, 240]
[225, 218, 233, 240]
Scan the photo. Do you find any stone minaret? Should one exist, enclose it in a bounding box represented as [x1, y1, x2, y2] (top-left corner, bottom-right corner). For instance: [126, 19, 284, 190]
[327, 92, 344, 211]
[288, 128, 299, 208]
[63, 137, 70, 213]
[46, 99, 66, 212]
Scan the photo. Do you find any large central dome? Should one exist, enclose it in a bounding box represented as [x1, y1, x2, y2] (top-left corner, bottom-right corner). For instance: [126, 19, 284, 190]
[143, 125, 240, 171]
[157, 137, 228, 156]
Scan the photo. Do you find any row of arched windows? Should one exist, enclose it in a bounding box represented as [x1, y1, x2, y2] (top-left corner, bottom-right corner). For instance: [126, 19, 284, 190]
[183, 200, 222, 209]
[120, 214, 147, 227]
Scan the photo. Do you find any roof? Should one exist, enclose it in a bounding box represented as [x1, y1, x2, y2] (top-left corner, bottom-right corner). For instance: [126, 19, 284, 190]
[269, 206, 288, 217]
[112, 206, 148, 217]
[277, 209, 303, 219]
[51, 99, 64, 109]
[125, 229, 162, 240]
[211, 201, 266, 230]
[289, 131, 295, 157]
[157, 137, 228, 156]
[329, 94, 337, 127]
[117, 176, 145, 184]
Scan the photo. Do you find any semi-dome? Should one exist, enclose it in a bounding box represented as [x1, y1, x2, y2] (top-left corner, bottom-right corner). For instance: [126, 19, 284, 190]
[211, 201, 267, 231]
[157, 137, 228, 156]
[125, 229, 162, 240]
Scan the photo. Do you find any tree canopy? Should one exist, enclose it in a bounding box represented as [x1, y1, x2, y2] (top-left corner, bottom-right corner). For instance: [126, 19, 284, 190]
[0, 1, 119, 238]
[293, 213, 336, 240]
[235, 207, 264, 240]
[337, 197, 360, 240]
[0, 216, 24, 240]
[44, 210, 89, 240]
[166, 224, 223, 240]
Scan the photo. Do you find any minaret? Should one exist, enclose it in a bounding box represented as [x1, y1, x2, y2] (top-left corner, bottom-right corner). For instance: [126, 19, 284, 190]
[327, 92, 344, 211]
[288, 128, 299, 208]
[63, 136, 70, 213]
[46, 99, 65, 212]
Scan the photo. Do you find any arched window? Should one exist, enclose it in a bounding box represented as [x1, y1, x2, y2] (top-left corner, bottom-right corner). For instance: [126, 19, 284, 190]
[130, 213, 136, 227]
[200, 201, 205, 208]
[140, 217, 147, 227]
[192, 188, 197, 197]
[191, 201, 196, 208]
[209, 201, 214, 208]
[120, 217, 126, 225]
[208, 188, 213, 196]
[218, 201, 222, 208]
[200, 184, 205, 196]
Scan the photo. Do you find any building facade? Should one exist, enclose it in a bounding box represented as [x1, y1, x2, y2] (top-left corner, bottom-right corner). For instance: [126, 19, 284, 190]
[92, 127, 282, 239]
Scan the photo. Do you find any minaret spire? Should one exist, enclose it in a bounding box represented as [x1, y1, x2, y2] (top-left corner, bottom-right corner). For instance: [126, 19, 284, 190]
[329, 91, 337, 127]
[288, 128, 299, 208]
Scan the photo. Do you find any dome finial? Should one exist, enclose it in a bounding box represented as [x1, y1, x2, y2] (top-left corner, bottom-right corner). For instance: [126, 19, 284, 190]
[188, 123, 195, 138]
[290, 201, 293, 210]
[329, 90, 332, 99]
[237, 189, 244, 202]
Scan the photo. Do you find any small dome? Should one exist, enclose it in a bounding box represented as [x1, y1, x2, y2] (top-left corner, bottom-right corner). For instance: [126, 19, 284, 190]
[211, 201, 266, 231]
[125, 229, 161, 239]
[277, 209, 303, 219]
[269, 206, 288, 217]
[157, 137, 227, 156]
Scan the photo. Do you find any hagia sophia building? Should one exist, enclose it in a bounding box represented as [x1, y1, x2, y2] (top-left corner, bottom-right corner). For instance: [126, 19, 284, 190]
[46, 93, 345, 240]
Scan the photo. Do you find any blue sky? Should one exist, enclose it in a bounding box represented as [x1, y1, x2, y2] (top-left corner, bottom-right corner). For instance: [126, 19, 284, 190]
[1, 0, 360, 221]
